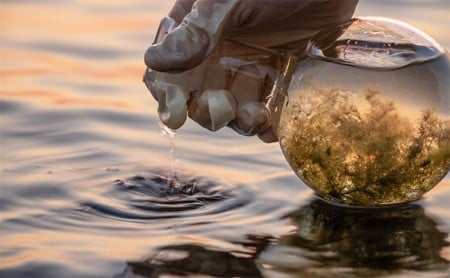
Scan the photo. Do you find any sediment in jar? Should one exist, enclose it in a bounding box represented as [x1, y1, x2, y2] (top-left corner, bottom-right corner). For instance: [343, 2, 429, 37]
[279, 86, 450, 206]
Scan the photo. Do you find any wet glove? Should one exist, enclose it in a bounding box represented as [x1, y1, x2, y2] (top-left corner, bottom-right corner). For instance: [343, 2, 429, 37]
[144, 0, 358, 142]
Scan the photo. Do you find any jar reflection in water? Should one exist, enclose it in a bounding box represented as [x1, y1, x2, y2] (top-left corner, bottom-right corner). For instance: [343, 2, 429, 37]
[278, 18, 450, 206]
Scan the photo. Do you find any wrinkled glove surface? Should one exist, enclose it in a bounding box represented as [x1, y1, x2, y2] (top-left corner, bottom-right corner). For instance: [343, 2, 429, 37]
[144, 0, 358, 142]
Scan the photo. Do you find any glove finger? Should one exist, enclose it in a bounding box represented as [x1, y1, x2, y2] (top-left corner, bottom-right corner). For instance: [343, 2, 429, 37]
[151, 81, 191, 130]
[145, 0, 240, 73]
[227, 62, 279, 140]
[188, 89, 237, 131]
[231, 101, 271, 135]
[227, 63, 265, 135]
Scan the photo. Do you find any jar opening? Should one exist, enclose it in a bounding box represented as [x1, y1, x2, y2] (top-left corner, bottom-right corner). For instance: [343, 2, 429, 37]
[309, 17, 445, 70]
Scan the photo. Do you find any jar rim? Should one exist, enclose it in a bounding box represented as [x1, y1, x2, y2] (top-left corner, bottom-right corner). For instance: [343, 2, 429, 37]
[309, 17, 446, 70]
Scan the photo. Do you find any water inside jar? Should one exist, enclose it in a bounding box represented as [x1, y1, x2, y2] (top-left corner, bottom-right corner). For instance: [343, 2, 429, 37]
[278, 18, 450, 206]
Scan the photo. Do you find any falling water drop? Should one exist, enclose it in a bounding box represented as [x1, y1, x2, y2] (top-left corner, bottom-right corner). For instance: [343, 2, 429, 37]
[160, 122, 179, 193]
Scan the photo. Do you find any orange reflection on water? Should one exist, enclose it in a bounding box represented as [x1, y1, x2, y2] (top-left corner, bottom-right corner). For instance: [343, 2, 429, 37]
[0, 0, 165, 114]
[0, 48, 145, 84]
[0, 230, 184, 269]
[1, 89, 133, 109]
[0, 2, 164, 40]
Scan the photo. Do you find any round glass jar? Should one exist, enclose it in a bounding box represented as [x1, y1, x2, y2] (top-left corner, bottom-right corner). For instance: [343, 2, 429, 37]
[278, 17, 450, 206]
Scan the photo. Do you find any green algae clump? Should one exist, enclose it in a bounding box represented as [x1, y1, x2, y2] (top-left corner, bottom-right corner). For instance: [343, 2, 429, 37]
[279, 86, 450, 206]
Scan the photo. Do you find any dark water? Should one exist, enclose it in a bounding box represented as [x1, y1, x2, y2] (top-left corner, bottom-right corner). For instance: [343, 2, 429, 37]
[1, 1, 449, 277]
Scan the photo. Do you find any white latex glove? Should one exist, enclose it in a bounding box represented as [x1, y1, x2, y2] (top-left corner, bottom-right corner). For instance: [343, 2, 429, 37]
[144, 0, 358, 142]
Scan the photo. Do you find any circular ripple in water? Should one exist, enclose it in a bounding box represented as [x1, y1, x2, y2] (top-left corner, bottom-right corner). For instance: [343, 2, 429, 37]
[80, 171, 254, 222]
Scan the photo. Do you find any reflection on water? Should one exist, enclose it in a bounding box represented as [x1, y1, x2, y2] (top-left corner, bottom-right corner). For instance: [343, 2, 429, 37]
[260, 200, 449, 277]
[1, 0, 449, 277]
[124, 235, 273, 277]
[120, 199, 449, 278]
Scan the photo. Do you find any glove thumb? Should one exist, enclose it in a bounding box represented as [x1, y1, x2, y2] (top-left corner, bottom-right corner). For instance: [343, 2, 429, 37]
[145, 0, 240, 73]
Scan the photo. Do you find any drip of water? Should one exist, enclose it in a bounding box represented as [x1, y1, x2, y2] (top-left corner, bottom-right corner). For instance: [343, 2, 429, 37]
[159, 122, 185, 194]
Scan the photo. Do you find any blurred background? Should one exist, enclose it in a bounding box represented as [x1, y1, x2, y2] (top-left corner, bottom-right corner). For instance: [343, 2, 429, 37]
[1, 0, 449, 277]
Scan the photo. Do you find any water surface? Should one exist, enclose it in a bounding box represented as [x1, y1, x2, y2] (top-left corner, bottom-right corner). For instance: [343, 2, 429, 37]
[1, 0, 449, 277]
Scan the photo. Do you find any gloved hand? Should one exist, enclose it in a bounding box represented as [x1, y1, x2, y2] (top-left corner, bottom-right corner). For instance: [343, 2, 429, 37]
[144, 0, 358, 142]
